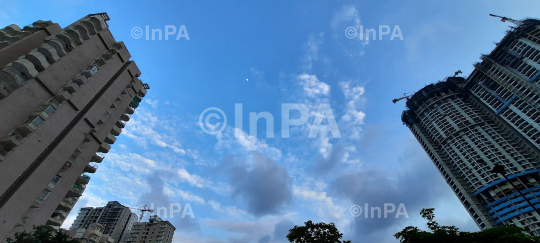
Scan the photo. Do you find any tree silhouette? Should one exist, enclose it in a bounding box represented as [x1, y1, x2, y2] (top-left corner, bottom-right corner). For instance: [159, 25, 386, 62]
[287, 220, 351, 243]
[395, 208, 540, 243]
[6, 225, 76, 243]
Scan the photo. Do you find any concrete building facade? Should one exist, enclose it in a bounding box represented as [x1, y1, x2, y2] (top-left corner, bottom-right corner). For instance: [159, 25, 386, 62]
[0, 13, 147, 241]
[71, 201, 138, 243]
[402, 18, 540, 234]
[69, 223, 114, 243]
[126, 216, 176, 243]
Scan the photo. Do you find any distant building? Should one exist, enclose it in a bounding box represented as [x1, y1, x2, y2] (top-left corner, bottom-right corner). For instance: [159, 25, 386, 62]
[71, 201, 138, 243]
[402, 18, 540, 234]
[69, 223, 114, 243]
[126, 215, 176, 243]
[0, 13, 147, 241]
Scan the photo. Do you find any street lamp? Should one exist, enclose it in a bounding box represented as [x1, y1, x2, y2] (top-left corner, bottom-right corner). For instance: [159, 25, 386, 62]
[488, 162, 540, 215]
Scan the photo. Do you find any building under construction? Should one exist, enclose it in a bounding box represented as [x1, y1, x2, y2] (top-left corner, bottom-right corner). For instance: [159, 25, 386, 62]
[401, 17, 540, 233]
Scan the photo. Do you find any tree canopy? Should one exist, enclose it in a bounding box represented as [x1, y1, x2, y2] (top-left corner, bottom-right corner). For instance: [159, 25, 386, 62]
[395, 208, 540, 243]
[287, 220, 351, 243]
[6, 225, 76, 243]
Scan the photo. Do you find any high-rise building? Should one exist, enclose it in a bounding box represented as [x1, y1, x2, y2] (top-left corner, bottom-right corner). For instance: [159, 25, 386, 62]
[68, 223, 114, 243]
[71, 201, 138, 243]
[0, 13, 147, 241]
[402, 17, 540, 233]
[126, 215, 176, 243]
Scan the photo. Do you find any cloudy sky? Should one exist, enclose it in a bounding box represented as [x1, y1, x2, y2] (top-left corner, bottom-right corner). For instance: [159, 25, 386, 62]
[4, 0, 540, 242]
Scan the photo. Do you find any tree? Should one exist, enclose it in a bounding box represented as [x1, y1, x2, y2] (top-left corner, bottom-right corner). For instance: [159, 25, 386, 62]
[395, 208, 540, 243]
[287, 220, 351, 243]
[6, 225, 77, 243]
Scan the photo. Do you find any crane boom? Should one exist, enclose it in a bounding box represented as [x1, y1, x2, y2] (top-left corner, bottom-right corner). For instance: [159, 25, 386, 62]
[489, 14, 522, 25]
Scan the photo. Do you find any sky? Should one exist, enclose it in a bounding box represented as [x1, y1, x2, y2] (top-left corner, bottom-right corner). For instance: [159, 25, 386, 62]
[3, 1, 540, 242]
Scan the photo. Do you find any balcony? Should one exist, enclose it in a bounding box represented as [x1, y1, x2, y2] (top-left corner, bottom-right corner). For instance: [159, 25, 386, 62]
[0, 150, 6, 161]
[76, 174, 91, 184]
[57, 197, 78, 211]
[46, 210, 68, 226]
[129, 101, 138, 109]
[97, 143, 111, 153]
[120, 114, 130, 121]
[66, 184, 85, 198]
[90, 154, 104, 163]
[0, 132, 22, 150]
[54, 91, 71, 103]
[138, 88, 147, 97]
[125, 107, 134, 115]
[84, 164, 98, 173]
[63, 82, 80, 94]
[110, 125, 122, 136]
[104, 134, 116, 144]
[116, 121, 126, 128]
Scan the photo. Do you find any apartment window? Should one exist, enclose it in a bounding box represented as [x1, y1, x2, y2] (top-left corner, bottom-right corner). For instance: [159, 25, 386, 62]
[26, 116, 45, 130]
[44, 106, 56, 115]
[90, 66, 99, 75]
[48, 175, 62, 188]
[35, 189, 51, 204]
[69, 150, 81, 162]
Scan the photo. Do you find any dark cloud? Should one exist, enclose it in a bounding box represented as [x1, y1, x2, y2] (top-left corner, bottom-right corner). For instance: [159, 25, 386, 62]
[139, 171, 200, 232]
[258, 235, 270, 243]
[311, 143, 346, 175]
[272, 219, 295, 242]
[221, 152, 294, 217]
[330, 139, 452, 242]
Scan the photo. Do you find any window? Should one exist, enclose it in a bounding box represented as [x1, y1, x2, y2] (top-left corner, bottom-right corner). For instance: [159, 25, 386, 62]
[35, 189, 51, 204]
[44, 106, 56, 115]
[27, 116, 45, 130]
[90, 66, 99, 75]
[48, 175, 62, 188]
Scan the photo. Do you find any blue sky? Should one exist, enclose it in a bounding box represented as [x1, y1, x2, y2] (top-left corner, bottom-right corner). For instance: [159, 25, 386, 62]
[3, 1, 540, 242]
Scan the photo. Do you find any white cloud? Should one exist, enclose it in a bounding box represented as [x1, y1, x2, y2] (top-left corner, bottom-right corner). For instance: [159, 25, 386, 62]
[302, 34, 324, 71]
[294, 188, 347, 224]
[331, 5, 360, 30]
[123, 108, 186, 155]
[249, 67, 264, 78]
[339, 81, 367, 139]
[145, 99, 159, 109]
[177, 168, 212, 188]
[215, 127, 282, 161]
[297, 74, 330, 97]
[208, 200, 249, 218]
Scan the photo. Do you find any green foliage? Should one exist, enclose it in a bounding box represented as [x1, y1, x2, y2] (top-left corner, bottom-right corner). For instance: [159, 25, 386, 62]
[287, 220, 351, 243]
[395, 208, 540, 243]
[6, 225, 76, 243]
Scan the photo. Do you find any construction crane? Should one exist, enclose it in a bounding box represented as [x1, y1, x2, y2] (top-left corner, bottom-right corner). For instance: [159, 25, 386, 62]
[392, 93, 411, 104]
[100, 203, 154, 222]
[132, 205, 154, 222]
[489, 14, 522, 25]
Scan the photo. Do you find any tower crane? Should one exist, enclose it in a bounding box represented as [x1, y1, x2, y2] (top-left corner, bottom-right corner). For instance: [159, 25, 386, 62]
[131, 205, 154, 222]
[393, 70, 463, 104]
[100, 203, 154, 222]
[489, 14, 522, 25]
[392, 93, 411, 104]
